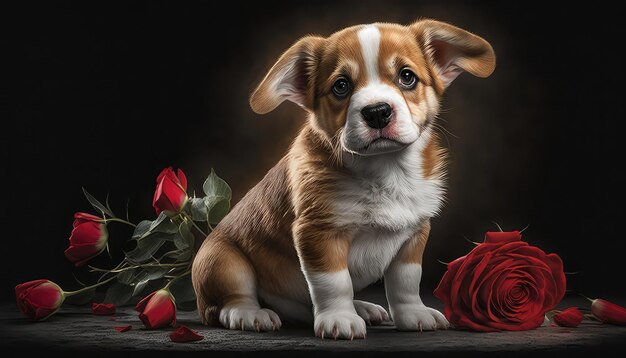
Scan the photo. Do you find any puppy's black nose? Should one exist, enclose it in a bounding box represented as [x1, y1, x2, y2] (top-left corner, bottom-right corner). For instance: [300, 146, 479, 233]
[361, 102, 392, 129]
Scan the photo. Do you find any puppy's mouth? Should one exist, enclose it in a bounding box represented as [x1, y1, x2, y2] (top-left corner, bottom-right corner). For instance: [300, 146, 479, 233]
[355, 136, 408, 156]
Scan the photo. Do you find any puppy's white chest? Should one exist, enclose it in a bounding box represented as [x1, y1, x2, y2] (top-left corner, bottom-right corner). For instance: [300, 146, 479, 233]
[333, 145, 444, 231]
[334, 143, 444, 290]
[348, 228, 413, 291]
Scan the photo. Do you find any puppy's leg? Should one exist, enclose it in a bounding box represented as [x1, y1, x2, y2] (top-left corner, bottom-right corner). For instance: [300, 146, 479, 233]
[383, 221, 449, 331]
[192, 239, 281, 332]
[293, 221, 366, 339]
[353, 300, 390, 326]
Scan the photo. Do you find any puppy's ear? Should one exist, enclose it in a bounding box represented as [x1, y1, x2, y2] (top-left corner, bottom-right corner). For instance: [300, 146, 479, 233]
[410, 19, 495, 88]
[250, 36, 325, 114]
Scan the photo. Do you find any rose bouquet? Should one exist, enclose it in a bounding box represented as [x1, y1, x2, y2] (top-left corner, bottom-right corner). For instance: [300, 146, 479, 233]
[15, 167, 231, 333]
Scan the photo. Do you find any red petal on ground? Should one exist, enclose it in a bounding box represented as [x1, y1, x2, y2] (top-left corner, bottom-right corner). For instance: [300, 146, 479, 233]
[114, 325, 132, 332]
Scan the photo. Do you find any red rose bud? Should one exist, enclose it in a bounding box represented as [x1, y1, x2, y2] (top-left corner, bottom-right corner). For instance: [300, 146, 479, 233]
[92, 302, 116, 315]
[64, 212, 108, 267]
[152, 167, 188, 216]
[15, 280, 65, 321]
[135, 289, 176, 329]
[553, 307, 584, 327]
[434, 231, 566, 332]
[169, 325, 204, 343]
[591, 299, 626, 325]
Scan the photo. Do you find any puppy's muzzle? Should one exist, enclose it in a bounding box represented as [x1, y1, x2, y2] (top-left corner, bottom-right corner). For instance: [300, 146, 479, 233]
[361, 102, 392, 129]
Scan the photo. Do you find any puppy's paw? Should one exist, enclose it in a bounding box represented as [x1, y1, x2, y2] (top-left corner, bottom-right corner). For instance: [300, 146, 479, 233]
[354, 300, 390, 326]
[219, 305, 282, 332]
[314, 310, 366, 340]
[392, 304, 449, 331]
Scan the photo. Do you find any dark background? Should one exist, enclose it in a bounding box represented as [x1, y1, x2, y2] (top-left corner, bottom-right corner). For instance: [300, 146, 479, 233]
[4, 1, 624, 302]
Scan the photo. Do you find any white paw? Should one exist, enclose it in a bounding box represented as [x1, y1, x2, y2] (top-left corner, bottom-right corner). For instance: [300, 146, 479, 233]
[354, 300, 390, 326]
[392, 304, 449, 331]
[219, 305, 282, 332]
[314, 310, 367, 340]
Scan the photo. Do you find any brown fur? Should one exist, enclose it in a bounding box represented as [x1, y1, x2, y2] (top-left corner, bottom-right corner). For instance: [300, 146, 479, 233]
[397, 221, 431, 264]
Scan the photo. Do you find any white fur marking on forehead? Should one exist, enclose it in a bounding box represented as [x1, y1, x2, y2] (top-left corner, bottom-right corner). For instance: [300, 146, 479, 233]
[357, 25, 381, 83]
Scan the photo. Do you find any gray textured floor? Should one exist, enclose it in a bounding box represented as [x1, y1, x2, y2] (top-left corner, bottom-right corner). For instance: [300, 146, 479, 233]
[2, 289, 625, 357]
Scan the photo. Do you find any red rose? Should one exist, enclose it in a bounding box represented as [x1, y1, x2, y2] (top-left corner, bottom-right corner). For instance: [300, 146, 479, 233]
[64, 212, 108, 267]
[434, 231, 566, 332]
[135, 289, 176, 329]
[152, 167, 188, 216]
[15, 280, 65, 321]
[553, 307, 583, 327]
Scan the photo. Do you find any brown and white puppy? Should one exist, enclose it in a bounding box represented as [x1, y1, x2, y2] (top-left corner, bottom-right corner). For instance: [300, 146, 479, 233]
[192, 19, 495, 339]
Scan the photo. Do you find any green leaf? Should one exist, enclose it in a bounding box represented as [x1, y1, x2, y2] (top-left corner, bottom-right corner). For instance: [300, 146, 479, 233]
[132, 220, 152, 239]
[117, 268, 138, 285]
[208, 198, 230, 225]
[117, 267, 169, 297]
[125, 231, 176, 263]
[172, 221, 193, 260]
[149, 212, 168, 232]
[103, 281, 134, 306]
[202, 169, 232, 200]
[172, 248, 192, 261]
[173, 221, 193, 250]
[82, 188, 115, 217]
[132, 267, 169, 296]
[189, 198, 208, 222]
[169, 274, 196, 303]
[64, 287, 96, 305]
[149, 212, 179, 234]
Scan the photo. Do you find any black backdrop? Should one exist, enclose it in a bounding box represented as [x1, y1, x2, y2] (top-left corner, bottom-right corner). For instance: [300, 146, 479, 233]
[4, 1, 625, 302]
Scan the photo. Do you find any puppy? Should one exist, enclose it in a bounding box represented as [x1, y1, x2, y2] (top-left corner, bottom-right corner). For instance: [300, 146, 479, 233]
[192, 19, 495, 339]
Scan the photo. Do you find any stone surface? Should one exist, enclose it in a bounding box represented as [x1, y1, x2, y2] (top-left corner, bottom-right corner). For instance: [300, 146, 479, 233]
[2, 289, 625, 357]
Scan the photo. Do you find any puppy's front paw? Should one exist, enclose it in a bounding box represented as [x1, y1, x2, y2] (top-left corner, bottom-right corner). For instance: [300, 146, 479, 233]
[393, 304, 449, 331]
[219, 306, 282, 332]
[354, 300, 390, 326]
[314, 310, 366, 340]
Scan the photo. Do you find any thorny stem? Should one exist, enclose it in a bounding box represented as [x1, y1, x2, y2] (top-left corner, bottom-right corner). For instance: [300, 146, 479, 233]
[89, 262, 188, 274]
[105, 217, 137, 228]
[164, 270, 191, 290]
[64, 276, 117, 297]
[578, 294, 595, 303]
[97, 260, 128, 283]
[182, 212, 207, 237]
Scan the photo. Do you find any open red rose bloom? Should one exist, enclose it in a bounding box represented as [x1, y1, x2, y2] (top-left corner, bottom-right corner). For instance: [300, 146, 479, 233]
[434, 231, 566, 332]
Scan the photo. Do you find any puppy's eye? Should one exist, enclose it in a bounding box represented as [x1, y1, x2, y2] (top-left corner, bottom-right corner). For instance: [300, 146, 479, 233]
[399, 68, 418, 90]
[332, 78, 352, 99]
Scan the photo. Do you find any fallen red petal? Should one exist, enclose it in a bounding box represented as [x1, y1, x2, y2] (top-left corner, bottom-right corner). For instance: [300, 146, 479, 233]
[92, 302, 116, 316]
[109, 317, 117, 321]
[115, 325, 132, 332]
[169, 326, 203, 343]
[553, 307, 584, 327]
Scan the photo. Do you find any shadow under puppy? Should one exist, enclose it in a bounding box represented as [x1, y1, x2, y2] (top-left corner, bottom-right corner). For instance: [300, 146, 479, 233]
[192, 19, 495, 339]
